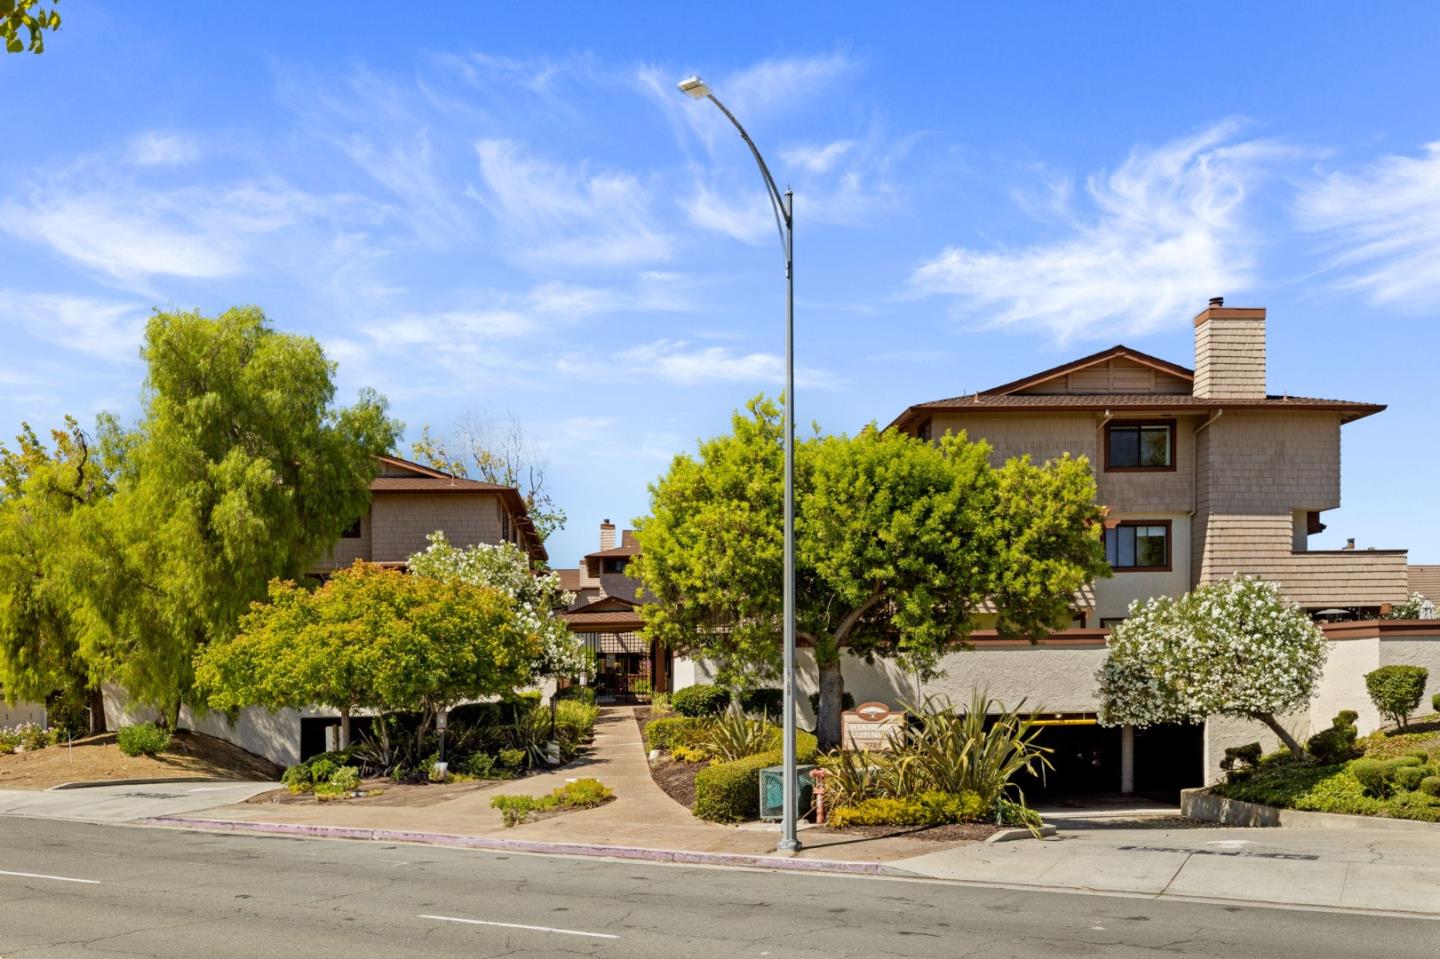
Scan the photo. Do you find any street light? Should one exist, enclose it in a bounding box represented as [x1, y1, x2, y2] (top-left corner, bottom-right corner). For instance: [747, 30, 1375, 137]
[677, 74, 800, 853]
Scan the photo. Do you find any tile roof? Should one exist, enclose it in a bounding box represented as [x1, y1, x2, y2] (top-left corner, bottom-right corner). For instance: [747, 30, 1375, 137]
[1409, 565, 1440, 602]
[562, 609, 647, 630]
[980, 345, 1193, 396]
[586, 542, 642, 559]
[554, 568, 581, 591]
[370, 476, 511, 492]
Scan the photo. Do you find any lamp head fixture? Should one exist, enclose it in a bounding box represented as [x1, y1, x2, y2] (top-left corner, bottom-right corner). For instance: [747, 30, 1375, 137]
[677, 75, 711, 99]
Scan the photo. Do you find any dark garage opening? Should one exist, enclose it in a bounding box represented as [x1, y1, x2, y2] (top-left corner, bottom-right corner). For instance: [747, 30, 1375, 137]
[300, 716, 374, 760]
[1014, 718, 1204, 803]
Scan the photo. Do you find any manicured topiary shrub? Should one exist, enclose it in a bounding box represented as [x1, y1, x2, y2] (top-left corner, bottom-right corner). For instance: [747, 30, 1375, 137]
[671, 684, 730, 717]
[1220, 742, 1263, 783]
[644, 716, 713, 752]
[692, 736, 820, 823]
[1306, 711, 1360, 764]
[1422, 776, 1440, 798]
[116, 722, 171, 757]
[1433, 692, 1440, 714]
[1394, 765, 1430, 792]
[1364, 665, 1429, 730]
[1350, 758, 1393, 798]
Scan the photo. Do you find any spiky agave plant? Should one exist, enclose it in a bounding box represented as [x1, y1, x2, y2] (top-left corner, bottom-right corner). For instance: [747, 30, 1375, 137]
[701, 711, 773, 762]
[892, 691, 1053, 809]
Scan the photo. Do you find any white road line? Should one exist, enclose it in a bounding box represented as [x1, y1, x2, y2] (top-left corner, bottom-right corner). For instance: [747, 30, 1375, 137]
[419, 914, 619, 939]
[0, 869, 100, 885]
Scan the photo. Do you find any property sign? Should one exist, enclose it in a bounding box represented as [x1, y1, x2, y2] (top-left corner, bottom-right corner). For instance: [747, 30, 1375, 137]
[841, 702, 906, 752]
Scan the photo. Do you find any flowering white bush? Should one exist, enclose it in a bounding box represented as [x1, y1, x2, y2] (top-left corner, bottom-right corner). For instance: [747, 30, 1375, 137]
[406, 531, 589, 680]
[1096, 576, 1327, 756]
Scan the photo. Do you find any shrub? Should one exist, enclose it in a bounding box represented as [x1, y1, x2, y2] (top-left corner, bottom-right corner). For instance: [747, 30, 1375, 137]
[330, 766, 361, 792]
[17, 722, 49, 751]
[808, 690, 855, 717]
[671, 745, 709, 763]
[828, 790, 986, 827]
[1394, 765, 1428, 791]
[497, 748, 525, 769]
[1364, 665, 1429, 730]
[1306, 712, 1360, 764]
[649, 691, 673, 716]
[1422, 777, 1440, 798]
[309, 758, 339, 784]
[671, 684, 730, 717]
[0, 727, 21, 754]
[739, 688, 784, 716]
[702, 712, 773, 762]
[491, 777, 614, 826]
[693, 738, 820, 823]
[553, 685, 596, 705]
[644, 716, 713, 752]
[1351, 758, 1395, 798]
[1222, 742, 1263, 782]
[116, 723, 171, 757]
[281, 764, 314, 794]
[463, 753, 498, 778]
[1433, 692, 1440, 714]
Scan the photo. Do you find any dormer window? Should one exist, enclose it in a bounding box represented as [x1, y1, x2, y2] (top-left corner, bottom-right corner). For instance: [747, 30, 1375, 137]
[1105, 421, 1174, 471]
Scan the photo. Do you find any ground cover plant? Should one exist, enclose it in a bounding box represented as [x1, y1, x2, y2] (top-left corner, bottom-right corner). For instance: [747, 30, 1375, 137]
[1214, 712, 1440, 822]
[490, 777, 614, 827]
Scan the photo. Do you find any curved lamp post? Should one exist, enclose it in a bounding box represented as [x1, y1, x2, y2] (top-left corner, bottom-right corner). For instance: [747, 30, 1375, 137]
[677, 74, 800, 853]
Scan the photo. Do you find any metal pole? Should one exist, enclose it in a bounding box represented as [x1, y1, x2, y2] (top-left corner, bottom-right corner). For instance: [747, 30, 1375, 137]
[779, 189, 799, 853]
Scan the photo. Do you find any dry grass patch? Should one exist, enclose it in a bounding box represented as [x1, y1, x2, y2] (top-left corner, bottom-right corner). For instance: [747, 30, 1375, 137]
[0, 730, 282, 790]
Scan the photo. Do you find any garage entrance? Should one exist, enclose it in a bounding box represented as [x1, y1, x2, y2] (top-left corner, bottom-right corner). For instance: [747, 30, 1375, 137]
[1014, 716, 1204, 803]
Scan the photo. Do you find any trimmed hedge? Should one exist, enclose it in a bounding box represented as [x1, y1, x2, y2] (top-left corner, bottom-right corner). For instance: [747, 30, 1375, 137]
[829, 790, 986, 827]
[554, 685, 597, 705]
[692, 731, 818, 823]
[671, 684, 731, 717]
[644, 716, 713, 752]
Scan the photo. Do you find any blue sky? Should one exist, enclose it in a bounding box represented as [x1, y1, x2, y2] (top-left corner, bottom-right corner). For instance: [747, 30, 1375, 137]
[2, 2, 1438, 567]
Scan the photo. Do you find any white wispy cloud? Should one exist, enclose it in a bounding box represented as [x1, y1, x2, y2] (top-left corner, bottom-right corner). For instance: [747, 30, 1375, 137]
[0, 290, 148, 361]
[1294, 142, 1440, 309]
[557, 339, 837, 389]
[781, 140, 855, 174]
[910, 121, 1287, 342]
[470, 138, 670, 267]
[126, 131, 200, 167]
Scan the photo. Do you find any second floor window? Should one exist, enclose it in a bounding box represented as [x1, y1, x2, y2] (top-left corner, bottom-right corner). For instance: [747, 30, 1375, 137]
[602, 557, 629, 575]
[1105, 421, 1174, 470]
[1105, 521, 1171, 571]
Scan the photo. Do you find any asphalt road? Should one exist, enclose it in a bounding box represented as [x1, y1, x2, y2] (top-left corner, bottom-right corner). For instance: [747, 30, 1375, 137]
[0, 818, 1431, 958]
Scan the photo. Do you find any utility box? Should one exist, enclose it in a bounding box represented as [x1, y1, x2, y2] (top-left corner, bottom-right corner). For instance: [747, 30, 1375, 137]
[759, 764, 816, 821]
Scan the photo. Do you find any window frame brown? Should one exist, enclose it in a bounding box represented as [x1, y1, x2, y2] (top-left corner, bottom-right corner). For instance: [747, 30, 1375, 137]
[1103, 519, 1173, 573]
[1103, 419, 1177, 472]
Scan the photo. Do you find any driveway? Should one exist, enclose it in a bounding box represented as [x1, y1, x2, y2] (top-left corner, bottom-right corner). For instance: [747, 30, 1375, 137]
[0, 782, 276, 824]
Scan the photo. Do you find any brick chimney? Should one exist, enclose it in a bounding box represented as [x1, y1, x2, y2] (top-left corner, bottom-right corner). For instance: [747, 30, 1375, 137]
[599, 518, 616, 551]
[1193, 296, 1267, 399]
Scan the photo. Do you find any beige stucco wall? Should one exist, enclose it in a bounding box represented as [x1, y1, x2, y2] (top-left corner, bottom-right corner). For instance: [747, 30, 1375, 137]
[1379, 637, 1440, 709]
[103, 684, 302, 768]
[0, 699, 46, 728]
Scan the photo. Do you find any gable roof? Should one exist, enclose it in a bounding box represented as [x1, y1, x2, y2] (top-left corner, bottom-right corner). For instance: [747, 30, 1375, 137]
[979, 345, 1193, 396]
[369, 454, 548, 563]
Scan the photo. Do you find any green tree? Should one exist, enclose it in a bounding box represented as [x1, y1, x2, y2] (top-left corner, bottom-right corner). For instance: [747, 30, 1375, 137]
[1097, 577, 1328, 757]
[0, 418, 111, 730]
[412, 411, 566, 542]
[406, 531, 587, 683]
[73, 307, 400, 729]
[629, 396, 1109, 748]
[196, 562, 539, 750]
[2, 0, 60, 54]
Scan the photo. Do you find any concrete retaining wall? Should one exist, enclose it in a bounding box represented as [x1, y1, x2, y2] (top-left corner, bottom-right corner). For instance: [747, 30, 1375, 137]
[1181, 787, 1440, 833]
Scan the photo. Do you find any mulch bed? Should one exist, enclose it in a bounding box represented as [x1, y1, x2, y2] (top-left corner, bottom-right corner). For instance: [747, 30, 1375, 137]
[813, 821, 1005, 842]
[650, 757, 707, 809]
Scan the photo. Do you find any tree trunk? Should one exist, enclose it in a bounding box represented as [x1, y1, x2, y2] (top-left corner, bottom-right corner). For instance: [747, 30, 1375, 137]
[1257, 712, 1306, 759]
[88, 686, 108, 734]
[163, 695, 182, 733]
[817, 659, 846, 751]
[338, 705, 352, 750]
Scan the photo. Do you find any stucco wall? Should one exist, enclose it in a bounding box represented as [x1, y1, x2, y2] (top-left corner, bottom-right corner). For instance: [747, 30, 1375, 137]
[103, 685, 301, 768]
[1378, 637, 1440, 711]
[1092, 513, 1191, 621]
[0, 700, 46, 728]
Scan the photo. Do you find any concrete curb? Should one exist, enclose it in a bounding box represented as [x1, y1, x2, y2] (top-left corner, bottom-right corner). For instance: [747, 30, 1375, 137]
[1181, 787, 1440, 832]
[141, 816, 905, 876]
[48, 778, 245, 791]
[984, 824, 1058, 843]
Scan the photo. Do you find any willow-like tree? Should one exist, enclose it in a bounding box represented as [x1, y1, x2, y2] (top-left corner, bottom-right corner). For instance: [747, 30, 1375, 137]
[72, 307, 400, 728]
[195, 562, 540, 750]
[0, 418, 112, 731]
[629, 396, 1109, 748]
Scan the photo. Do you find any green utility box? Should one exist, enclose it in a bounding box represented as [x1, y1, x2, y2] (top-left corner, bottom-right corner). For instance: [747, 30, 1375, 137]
[759, 763, 816, 821]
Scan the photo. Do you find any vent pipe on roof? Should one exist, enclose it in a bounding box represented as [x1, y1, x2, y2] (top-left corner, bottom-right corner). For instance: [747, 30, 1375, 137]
[1209, 296, 1224, 308]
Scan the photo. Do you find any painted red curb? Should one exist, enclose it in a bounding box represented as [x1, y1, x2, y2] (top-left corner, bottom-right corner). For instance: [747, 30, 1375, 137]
[141, 816, 896, 876]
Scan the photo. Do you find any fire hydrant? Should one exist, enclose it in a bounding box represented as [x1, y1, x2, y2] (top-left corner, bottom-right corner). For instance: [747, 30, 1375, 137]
[810, 767, 829, 824]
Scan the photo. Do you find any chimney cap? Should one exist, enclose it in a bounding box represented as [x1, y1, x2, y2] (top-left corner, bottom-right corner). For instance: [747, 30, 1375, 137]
[1209, 296, 1224, 308]
[602, 518, 613, 525]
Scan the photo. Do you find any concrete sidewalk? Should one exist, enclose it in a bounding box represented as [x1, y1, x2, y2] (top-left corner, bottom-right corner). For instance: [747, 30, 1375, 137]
[0, 781, 275, 822]
[893, 821, 1440, 916]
